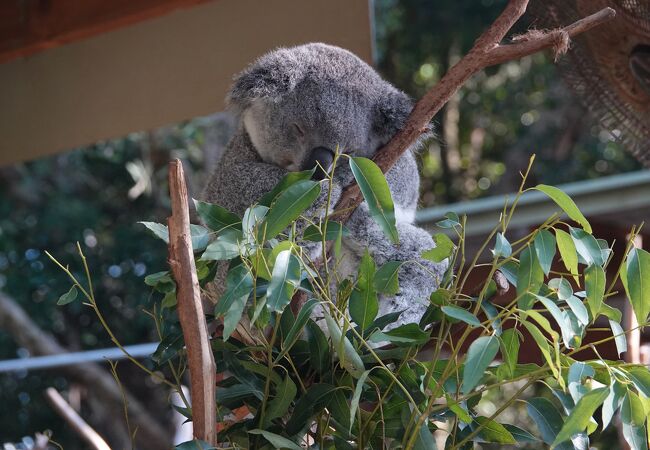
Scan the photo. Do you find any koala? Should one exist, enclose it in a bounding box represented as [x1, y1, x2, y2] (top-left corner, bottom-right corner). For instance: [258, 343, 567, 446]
[202, 43, 448, 327]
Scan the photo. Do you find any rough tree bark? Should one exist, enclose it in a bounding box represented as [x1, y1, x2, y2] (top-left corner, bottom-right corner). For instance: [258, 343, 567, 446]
[167, 159, 217, 446]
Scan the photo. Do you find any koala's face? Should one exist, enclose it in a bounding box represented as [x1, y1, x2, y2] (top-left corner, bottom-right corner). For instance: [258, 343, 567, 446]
[228, 43, 415, 178]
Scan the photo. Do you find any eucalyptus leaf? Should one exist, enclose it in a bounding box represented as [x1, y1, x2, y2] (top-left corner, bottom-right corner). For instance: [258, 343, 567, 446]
[473, 416, 516, 444]
[602, 381, 625, 429]
[625, 248, 650, 327]
[193, 199, 241, 233]
[302, 221, 348, 241]
[622, 422, 648, 450]
[422, 233, 455, 263]
[57, 285, 78, 305]
[500, 328, 520, 378]
[215, 265, 254, 340]
[493, 232, 512, 258]
[534, 229, 556, 276]
[517, 245, 544, 310]
[462, 335, 499, 394]
[324, 313, 365, 378]
[374, 261, 402, 295]
[248, 430, 302, 450]
[306, 319, 331, 374]
[264, 375, 297, 423]
[201, 229, 242, 261]
[584, 264, 605, 318]
[526, 397, 566, 446]
[570, 227, 605, 266]
[278, 299, 319, 359]
[555, 229, 580, 285]
[260, 180, 321, 240]
[552, 387, 609, 447]
[441, 305, 481, 327]
[266, 250, 301, 313]
[532, 185, 592, 233]
[349, 157, 398, 243]
[609, 319, 627, 357]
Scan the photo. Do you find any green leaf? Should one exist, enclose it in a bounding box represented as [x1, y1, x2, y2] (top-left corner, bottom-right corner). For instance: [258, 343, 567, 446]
[552, 387, 609, 447]
[374, 261, 402, 295]
[462, 335, 499, 394]
[446, 395, 472, 423]
[260, 180, 321, 240]
[349, 370, 372, 431]
[139, 221, 210, 251]
[139, 221, 169, 243]
[326, 388, 351, 431]
[523, 321, 559, 380]
[349, 157, 398, 243]
[622, 422, 648, 450]
[286, 384, 336, 435]
[349, 251, 378, 330]
[526, 397, 566, 445]
[493, 232, 512, 258]
[555, 229, 580, 285]
[549, 277, 573, 301]
[625, 248, 650, 327]
[174, 439, 214, 450]
[474, 416, 517, 444]
[324, 313, 365, 378]
[421, 233, 454, 263]
[621, 391, 646, 427]
[258, 169, 315, 207]
[626, 367, 650, 397]
[201, 229, 242, 260]
[278, 299, 319, 359]
[565, 295, 589, 327]
[57, 285, 78, 305]
[248, 430, 302, 450]
[602, 381, 625, 429]
[609, 320, 627, 357]
[517, 245, 544, 310]
[570, 227, 605, 266]
[193, 199, 240, 234]
[306, 320, 330, 374]
[583, 264, 605, 318]
[266, 250, 301, 313]
[503, 424, 539, 443]
[500, 328, 520, 378]
[534, 229, 556, 276]
[265, 376, 297, 423]
[302, 221, 348, 241]
[442, 305, 481, 327]
[568, 362, 594, 404]
[370, 323, 430, 346]
[534, 294, 577, 349]
[481, 300, 502, 335]
[533, 185, 591, 233]
[436, 211, 460, 229]
[215, 265, 254, 340]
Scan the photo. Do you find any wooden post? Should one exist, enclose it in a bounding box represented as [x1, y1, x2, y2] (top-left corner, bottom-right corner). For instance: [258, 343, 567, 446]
[167, 159, 217, 445]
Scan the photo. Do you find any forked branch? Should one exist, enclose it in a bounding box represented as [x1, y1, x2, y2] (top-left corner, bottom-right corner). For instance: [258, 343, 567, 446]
[331, 2, 615, 226]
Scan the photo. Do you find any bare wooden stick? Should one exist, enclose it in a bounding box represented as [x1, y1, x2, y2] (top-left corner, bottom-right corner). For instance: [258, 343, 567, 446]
[45, 388, 111, 450]
[168, 159, 217, 446]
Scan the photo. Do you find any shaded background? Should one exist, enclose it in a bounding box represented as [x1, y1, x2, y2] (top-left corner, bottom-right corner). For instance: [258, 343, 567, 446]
[0, 0, 642, 447]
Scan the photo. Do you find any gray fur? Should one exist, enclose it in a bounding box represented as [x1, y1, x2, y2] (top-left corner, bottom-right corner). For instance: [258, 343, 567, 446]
[202, 43, 447, 327]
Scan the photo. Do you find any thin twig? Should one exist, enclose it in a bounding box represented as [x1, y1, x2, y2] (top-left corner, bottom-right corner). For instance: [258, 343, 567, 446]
[44, 388, 111, 450]
[167, 159, 217, 446]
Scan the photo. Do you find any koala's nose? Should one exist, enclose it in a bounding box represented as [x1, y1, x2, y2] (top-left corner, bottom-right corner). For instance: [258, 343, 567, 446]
[302, 146, 334, 181]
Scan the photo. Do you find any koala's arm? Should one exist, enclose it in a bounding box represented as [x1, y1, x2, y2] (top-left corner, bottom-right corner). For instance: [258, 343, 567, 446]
[201, 130, 289, 216]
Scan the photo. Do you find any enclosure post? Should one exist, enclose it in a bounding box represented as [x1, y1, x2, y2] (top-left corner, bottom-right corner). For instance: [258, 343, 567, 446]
[167, 159, 217, 446]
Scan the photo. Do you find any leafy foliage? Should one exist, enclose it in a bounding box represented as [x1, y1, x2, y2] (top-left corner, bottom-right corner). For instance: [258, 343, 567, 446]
[100, 156, 650, 449]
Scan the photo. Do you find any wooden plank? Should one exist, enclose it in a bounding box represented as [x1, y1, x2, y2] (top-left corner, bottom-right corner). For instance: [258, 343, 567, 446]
[0, 0, 212, 64]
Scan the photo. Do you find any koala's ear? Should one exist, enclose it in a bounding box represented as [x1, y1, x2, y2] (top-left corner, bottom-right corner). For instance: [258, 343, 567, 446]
[373, 90, 417, 141]
[227, 53, 302, 111]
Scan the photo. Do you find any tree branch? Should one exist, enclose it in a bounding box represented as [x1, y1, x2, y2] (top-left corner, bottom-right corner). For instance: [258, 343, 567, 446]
[167, 159, 217, 446]
[331, 4, 616, 227]
[45, 388, 111, 450]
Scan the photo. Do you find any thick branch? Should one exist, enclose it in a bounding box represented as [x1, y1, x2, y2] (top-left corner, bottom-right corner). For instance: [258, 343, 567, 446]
[167, 159, 217, 446]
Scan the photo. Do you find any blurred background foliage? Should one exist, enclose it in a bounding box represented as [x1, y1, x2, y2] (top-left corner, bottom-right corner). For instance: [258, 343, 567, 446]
[0, 0, 641, 447]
